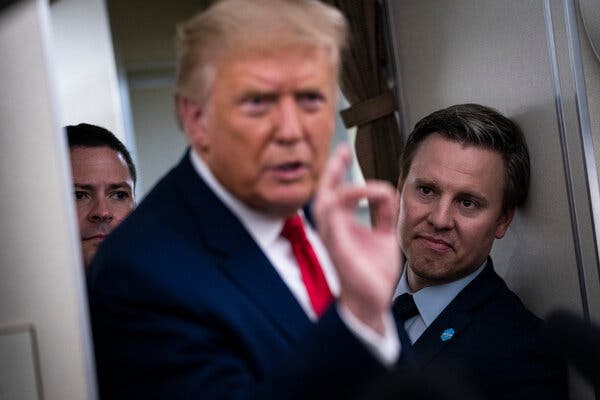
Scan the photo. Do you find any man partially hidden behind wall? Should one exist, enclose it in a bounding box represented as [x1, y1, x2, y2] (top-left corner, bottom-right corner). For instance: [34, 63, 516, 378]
[392, 104, 568, 399]
[66, 123, 136, 267]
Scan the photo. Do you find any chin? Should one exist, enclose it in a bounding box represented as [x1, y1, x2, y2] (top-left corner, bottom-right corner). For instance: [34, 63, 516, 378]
[275, 198, 309, 215]
[272, 187, 313, 204]
[265, 196, 311, 218]
[410, 257, 450, 276]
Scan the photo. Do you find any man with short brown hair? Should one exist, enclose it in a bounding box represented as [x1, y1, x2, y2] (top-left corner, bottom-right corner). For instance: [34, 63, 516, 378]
[393, 104, 568, 399]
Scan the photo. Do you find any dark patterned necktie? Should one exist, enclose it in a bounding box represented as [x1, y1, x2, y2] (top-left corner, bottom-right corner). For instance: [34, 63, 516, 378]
[392, 293, 419, 364]
[392, 293, 419, 322]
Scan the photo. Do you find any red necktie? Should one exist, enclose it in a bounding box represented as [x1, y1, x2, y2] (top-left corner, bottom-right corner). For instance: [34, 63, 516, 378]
[281, 215, 333, 317]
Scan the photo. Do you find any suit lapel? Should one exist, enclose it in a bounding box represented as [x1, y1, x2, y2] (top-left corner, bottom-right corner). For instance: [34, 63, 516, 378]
[219, 247, 312, 343]
[172, 150, 311, 343]
[412, 309, 470, 366]
[411, 259, 504, 367]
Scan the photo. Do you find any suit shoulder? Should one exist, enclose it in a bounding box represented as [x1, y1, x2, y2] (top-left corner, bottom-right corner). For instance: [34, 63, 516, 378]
[87, 164, 217, 286]
[473, 280, 542, 327]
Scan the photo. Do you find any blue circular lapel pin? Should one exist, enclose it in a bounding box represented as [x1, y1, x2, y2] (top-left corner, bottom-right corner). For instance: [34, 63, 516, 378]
[440, 328, 455, 341]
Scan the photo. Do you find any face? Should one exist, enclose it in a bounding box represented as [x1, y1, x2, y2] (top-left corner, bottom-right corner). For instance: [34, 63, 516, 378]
[181, 46, 337, 217]
[397, 134, 514, 291]
[70, 146, 135, 267]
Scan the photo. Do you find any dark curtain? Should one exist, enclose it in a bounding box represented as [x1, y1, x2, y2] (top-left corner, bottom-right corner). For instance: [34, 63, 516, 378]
[323, 0, 402, 186]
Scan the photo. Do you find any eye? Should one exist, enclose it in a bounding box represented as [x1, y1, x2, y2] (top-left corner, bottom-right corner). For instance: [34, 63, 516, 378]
[240, 94, 274, 116]
[460, 198, 478, 209]
[110, 191, 130, 201]
[74, 191, 88, 201]
[417, 186, 433, 196]
[297, 91, 325, 112]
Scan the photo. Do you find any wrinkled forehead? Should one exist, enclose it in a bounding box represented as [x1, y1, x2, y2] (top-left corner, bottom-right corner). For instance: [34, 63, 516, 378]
[190, 42, 340, 105]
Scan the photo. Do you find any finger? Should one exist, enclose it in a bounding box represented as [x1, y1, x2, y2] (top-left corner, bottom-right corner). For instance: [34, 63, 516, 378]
[312, 145, 352, 228]
[356, 181, 397, 230]
[318, 144, 352, 192]
[334, 181, 396, 220]
[314, 183, 378, 239]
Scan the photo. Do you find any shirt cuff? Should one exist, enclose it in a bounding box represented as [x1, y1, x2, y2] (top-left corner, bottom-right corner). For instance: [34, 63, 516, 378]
[337, 304, 400, 366]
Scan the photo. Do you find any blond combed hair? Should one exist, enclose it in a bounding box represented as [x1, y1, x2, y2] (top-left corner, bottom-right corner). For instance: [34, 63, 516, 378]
[174, 0, 348, 106]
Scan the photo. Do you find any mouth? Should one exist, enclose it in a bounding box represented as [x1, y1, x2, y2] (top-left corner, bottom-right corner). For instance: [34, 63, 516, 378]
[83, 234, 107, 242]
[271, 161, 309, 181]
[416, 234, 454, 253]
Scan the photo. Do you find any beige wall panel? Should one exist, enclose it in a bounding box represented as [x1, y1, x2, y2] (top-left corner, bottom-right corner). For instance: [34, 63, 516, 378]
[580, 3, 600, 206]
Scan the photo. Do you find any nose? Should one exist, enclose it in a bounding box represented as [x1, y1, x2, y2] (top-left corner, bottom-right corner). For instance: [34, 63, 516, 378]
[88, 198, 113, 223]
[275, 97, 303, 143]
[427, 198, 454, 230]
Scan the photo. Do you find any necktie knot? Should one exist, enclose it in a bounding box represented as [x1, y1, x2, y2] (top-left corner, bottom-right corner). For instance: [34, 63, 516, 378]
[281, 215, 307, 244]
[392, 293, 419, 322]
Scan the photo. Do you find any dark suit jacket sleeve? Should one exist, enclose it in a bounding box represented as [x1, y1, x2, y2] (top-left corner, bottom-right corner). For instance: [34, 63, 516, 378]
[88, 252, 383, 400]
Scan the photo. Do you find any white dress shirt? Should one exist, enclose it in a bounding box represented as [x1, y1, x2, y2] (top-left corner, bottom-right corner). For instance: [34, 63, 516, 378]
[393, 260, 487, 344]
[190, 150, 399, 365]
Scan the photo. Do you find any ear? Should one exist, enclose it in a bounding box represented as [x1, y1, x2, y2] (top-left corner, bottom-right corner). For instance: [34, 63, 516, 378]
[178, 95, 210, 151]
[494, 207, 516, 239]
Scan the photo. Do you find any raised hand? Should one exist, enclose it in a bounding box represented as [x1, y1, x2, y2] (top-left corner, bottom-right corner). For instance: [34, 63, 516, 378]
[312, 145, 401, 334]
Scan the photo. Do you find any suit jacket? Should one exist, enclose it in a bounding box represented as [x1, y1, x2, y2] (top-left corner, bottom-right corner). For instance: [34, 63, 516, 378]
[87, 151, 384, 400]
[403, 260, 568, 399]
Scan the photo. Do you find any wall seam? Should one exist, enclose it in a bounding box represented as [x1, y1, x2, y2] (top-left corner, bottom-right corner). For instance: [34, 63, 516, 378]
[543, 0, 590, 319]
[564, 0, 600, 309]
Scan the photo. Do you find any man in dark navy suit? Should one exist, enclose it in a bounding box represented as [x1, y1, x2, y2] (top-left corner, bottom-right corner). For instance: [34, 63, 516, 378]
[393, 104, 568, 399]
[87, 0, 403, 399]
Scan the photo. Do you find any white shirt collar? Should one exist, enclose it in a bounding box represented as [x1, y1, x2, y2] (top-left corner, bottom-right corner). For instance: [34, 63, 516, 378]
[189, 149, 283, 249]
[394, 259, 487, 326]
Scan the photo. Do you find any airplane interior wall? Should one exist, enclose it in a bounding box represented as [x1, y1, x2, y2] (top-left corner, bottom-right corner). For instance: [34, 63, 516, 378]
[0, 1, 97, 399]
[50, 0, 129, 146]
[390, 0, 600, 398]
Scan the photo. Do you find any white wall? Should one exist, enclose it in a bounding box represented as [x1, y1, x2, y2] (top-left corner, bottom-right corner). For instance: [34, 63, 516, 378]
[0, 0, 129, 397]
[0, 1, 97, 399]
[128, 83, 186, 197]
[50, 0, 132, 149]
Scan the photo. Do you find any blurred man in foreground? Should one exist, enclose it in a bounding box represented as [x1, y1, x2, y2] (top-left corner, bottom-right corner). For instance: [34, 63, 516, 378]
[66, 123, 135, 267]
[87, 1, 401, 398]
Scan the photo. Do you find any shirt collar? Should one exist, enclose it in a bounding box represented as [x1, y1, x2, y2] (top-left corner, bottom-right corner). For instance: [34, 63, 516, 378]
[394, 259, 487, 326]
[189, 149, 284, 249]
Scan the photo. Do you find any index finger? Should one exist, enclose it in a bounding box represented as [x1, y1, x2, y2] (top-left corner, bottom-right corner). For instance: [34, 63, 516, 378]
[318, 144, 353, 193]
